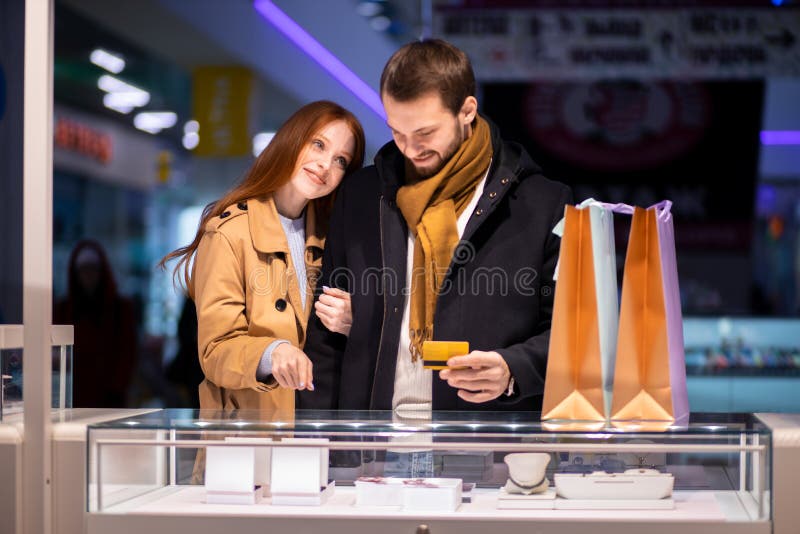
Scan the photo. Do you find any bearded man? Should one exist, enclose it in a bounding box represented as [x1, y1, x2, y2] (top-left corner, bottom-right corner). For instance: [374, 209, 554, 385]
[301, 39, 572, 413]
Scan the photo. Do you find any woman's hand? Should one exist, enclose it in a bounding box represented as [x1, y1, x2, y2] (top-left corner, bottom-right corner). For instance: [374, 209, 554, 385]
[314, 286, 352, 336]
[271, 343, 314, 390]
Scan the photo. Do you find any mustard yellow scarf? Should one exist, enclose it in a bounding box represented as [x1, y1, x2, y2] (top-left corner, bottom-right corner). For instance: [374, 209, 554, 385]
[396, 116, 493, 361]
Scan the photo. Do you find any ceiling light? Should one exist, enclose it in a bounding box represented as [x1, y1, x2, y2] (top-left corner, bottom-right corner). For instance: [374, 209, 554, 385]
[103, 100, 134, 114]
[253, 0, 385, 120]
[90, 48, 126, 74]
[252, 131, 276, 157]
[356, 1, 383, 17]
[370, 15, 392, 32]
[182, 132, 199, 150]
[184, 120, 199, 134]
[103, 91, 150, 108]
[134, 111, 178, 135]
[97, 74, 144, 94]
[761, 130, 800, 145]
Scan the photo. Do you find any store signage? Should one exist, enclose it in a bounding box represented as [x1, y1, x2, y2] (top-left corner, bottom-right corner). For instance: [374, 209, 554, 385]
[192, 66, 252, 157]
[54, 116, 113, 164]
[483, 79, 763, 251]
[522, 81, 708, 172]
[434, 7, 800, 79]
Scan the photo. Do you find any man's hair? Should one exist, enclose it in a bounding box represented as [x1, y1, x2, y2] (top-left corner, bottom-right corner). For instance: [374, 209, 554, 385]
[380, 39, 475, 116]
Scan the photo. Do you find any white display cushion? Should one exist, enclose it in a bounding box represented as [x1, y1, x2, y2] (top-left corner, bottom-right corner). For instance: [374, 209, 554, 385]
[502, 452, 551, 495]
[205, 445, 255, 494]
[270, 437, 329, 495]
[354, 477, 462, 512]
[271, 481, 335, 506]
[224, 436, 272, 488]
[497, 487, 556, 509]
[555, 469, 674, 500]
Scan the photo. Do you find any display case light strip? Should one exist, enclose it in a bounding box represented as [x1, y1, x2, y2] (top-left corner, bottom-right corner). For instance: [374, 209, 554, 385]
[92, 438, 767, 454]
[253, 0, 385, 120]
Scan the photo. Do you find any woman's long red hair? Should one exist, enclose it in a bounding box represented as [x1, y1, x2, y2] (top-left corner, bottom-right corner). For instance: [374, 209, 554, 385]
[159, 100, 365, 291]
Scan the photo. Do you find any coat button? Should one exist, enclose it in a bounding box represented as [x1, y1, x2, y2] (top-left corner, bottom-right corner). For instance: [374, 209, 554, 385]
[393, 306, 399, 313]
[489, 191, 497, 199]
[220, 211, 231, 219]
[275, 298, 287, 312]
[475, 208, 483, 216]
[501, 177, 510, 185]
[237, 202, 248, 211]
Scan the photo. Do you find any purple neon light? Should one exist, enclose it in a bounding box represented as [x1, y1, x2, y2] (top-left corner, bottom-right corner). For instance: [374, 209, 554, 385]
[253, 0, 385, 120]
[761, 130, 800, 145]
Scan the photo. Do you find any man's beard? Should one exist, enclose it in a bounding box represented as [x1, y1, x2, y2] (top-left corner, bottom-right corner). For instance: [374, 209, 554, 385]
[408, 123, 464, 180]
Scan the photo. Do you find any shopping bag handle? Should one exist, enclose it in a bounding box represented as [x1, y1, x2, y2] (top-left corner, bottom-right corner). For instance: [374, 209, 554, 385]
[651, 200, 673, 222]
[553, 198, 632, 238]
[577, 198, 635, 215]
[578, 198, 673, 220]
[553, 199, 673, 240]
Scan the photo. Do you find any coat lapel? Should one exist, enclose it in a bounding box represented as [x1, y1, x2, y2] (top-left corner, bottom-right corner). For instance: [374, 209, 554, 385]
[299, 202, 325, 336]
[248, 196, 325, 344]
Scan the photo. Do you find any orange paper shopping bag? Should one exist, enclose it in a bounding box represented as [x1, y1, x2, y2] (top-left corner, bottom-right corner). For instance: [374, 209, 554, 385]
[611, 201, 689, 423]
[542, 202, 620, 421]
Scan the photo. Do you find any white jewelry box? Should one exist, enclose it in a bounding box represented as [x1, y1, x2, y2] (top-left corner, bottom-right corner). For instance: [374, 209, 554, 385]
[354, 477, 404, 507]
[555, 469, 674, 501]
[401, 478, 462, 512]
[204, 445, 262, 505]
[354, 477, 462, 512]
[270, 437, 332, 506]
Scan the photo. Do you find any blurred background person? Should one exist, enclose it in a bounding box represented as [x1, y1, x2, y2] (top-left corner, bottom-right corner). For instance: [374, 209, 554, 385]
[54, 239, 137, 407]
[164, 297, 203, 408]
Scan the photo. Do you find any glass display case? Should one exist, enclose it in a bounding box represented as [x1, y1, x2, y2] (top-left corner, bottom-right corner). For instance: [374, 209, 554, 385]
[0, 325, 73, 419]
[683, 317, 800, 412]
[683, 317, 800, 376]
[86, 410, 773, 534]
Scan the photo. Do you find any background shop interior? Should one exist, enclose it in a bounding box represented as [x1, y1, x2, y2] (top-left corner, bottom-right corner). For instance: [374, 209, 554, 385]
[1, 0, 799, 412]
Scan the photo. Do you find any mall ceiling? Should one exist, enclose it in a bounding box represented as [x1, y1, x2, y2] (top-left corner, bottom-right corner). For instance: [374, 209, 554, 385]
[57, 0, 424, 154]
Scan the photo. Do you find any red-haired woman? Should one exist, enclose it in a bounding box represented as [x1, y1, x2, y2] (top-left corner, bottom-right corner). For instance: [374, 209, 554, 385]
[161, 100, 364, 413]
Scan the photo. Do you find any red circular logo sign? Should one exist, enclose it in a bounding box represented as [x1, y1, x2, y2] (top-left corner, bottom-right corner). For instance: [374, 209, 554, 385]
[524, 81, 709, 171]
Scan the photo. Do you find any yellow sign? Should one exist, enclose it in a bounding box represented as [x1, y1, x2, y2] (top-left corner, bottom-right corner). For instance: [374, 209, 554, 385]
[192, 66, 252, 157]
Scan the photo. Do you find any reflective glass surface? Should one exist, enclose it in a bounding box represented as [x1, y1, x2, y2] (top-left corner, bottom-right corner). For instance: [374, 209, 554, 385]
[88, 408, 769, 437]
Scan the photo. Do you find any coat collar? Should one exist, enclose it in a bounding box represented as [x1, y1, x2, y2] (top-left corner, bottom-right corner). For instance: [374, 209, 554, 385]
[373, 112, 540, 200]
[247, 194, 326, 340]
[247, 195, 325, 254]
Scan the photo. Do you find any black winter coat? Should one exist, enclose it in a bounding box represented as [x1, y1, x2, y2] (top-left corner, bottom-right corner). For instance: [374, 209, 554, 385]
[299, 117, 572, 411]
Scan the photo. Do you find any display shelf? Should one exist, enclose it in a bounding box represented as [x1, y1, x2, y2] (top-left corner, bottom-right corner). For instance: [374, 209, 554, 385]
[92, 484, 756, 521]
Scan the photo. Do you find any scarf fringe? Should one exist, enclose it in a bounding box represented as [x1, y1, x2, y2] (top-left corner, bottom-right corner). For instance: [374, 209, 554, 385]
[409, 326, 433, 362]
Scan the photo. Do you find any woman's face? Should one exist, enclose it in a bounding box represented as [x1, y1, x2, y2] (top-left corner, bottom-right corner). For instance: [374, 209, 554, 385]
[287, 120, 356, 200]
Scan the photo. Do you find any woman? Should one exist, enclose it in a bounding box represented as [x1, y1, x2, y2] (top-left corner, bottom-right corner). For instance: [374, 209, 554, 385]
[55, 239, 137, 408]
[160, 100, 364, 413]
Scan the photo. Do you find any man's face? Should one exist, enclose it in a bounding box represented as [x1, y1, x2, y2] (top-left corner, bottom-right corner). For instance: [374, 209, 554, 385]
[383, 92, 476, 179]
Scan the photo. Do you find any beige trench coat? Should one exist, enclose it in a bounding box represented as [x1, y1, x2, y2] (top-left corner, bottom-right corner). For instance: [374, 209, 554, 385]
[190, 195, 325, 413]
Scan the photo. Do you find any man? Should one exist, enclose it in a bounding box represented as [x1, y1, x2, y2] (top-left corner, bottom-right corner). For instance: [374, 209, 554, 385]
[300, 39, 571, 412]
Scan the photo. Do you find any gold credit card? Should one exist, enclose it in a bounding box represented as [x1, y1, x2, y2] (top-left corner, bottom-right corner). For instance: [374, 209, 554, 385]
[422, 341, 469, 370]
